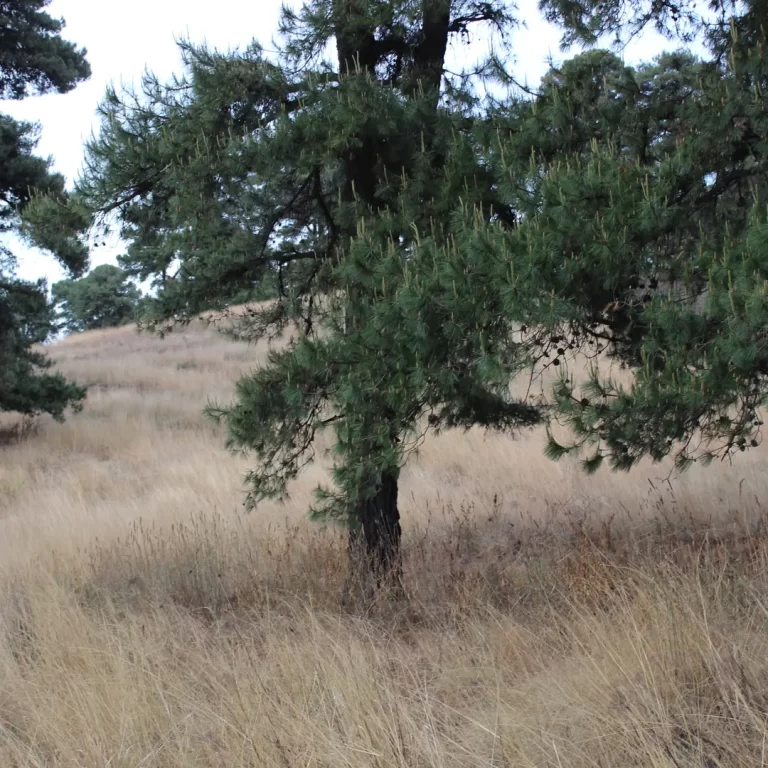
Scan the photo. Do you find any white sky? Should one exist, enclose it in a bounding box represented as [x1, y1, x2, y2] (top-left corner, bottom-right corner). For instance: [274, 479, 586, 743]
[4, 0, 673, 286]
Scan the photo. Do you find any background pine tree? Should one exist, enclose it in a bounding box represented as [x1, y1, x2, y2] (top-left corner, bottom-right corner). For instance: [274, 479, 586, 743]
[53, 264, 142, 333]
[0, 0, 89, 420]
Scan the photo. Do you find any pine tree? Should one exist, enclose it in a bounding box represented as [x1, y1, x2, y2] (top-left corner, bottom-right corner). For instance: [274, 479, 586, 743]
[26, 1, 542, 584]
[0, 0, 90, 99]
[53, 264, 141, 333]
[428, 0, 768, 471]
[0, 0, 89, 420]
[32, 0, 768, 583]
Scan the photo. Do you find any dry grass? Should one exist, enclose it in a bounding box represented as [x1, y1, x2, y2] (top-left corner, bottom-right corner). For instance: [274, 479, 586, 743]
[1, 320, 768, 766]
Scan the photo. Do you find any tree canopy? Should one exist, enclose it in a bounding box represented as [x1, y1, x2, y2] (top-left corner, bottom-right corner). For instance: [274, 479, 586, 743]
[0, 0, 89, 421]
[53, 263, 141, 333]
[439, 1, 768, 472]
[24, 0, 768, 576]
[0, 0, 90, 99]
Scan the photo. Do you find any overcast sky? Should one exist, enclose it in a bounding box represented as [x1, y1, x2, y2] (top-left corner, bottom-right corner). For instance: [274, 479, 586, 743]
[5, 0, 672, 286]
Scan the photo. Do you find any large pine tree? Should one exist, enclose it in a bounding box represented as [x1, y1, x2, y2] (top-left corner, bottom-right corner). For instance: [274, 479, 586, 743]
[27, 1, 540, 581]
[28, 0, 768, 583]
[0, 0, 89, 420]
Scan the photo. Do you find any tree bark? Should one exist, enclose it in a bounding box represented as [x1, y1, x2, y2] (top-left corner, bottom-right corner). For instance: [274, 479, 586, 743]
[349, 468, 402, 582]
[342, 468, 402, 605]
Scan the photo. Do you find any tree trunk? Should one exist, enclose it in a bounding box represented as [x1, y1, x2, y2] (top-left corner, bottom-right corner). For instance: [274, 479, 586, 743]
[347, 469, 402, 594]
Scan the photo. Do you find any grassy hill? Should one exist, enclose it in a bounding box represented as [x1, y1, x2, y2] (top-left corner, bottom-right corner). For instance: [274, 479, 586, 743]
[1, 321, 767, 766]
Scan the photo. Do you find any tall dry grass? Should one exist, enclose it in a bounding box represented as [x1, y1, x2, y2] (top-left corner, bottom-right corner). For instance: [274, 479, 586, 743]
[1, 320, 767, 766]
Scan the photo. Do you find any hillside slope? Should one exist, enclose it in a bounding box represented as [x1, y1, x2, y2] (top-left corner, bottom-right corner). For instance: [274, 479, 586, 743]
[0, 321, 767, 766]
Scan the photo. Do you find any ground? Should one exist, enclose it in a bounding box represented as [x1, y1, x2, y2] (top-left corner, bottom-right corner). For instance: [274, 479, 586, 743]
[0, 319, 767, 766]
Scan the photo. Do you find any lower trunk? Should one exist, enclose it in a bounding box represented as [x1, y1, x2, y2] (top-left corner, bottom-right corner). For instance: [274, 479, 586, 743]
[348, 468, 402, 590]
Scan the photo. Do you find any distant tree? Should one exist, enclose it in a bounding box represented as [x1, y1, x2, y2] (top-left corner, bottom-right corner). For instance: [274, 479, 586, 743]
[0, 0, 90, 99]
[0, 0, 89, 420]
[53, 263, 141, 332]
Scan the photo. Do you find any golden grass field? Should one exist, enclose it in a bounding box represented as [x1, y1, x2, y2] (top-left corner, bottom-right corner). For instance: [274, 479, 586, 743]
[1, 319, 768, 766]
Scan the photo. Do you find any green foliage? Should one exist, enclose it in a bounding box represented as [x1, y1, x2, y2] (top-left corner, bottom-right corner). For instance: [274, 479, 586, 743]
[0, 0, 91, 99]
[53, 264, 141, 333]
[0, 273, 85, 419]
[0, 115, 67, 232]
[21, 192, 90, 273]
[0, 0, 89, 419]
[539, 0, 703, 47]
[429, 3, 768, 470]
